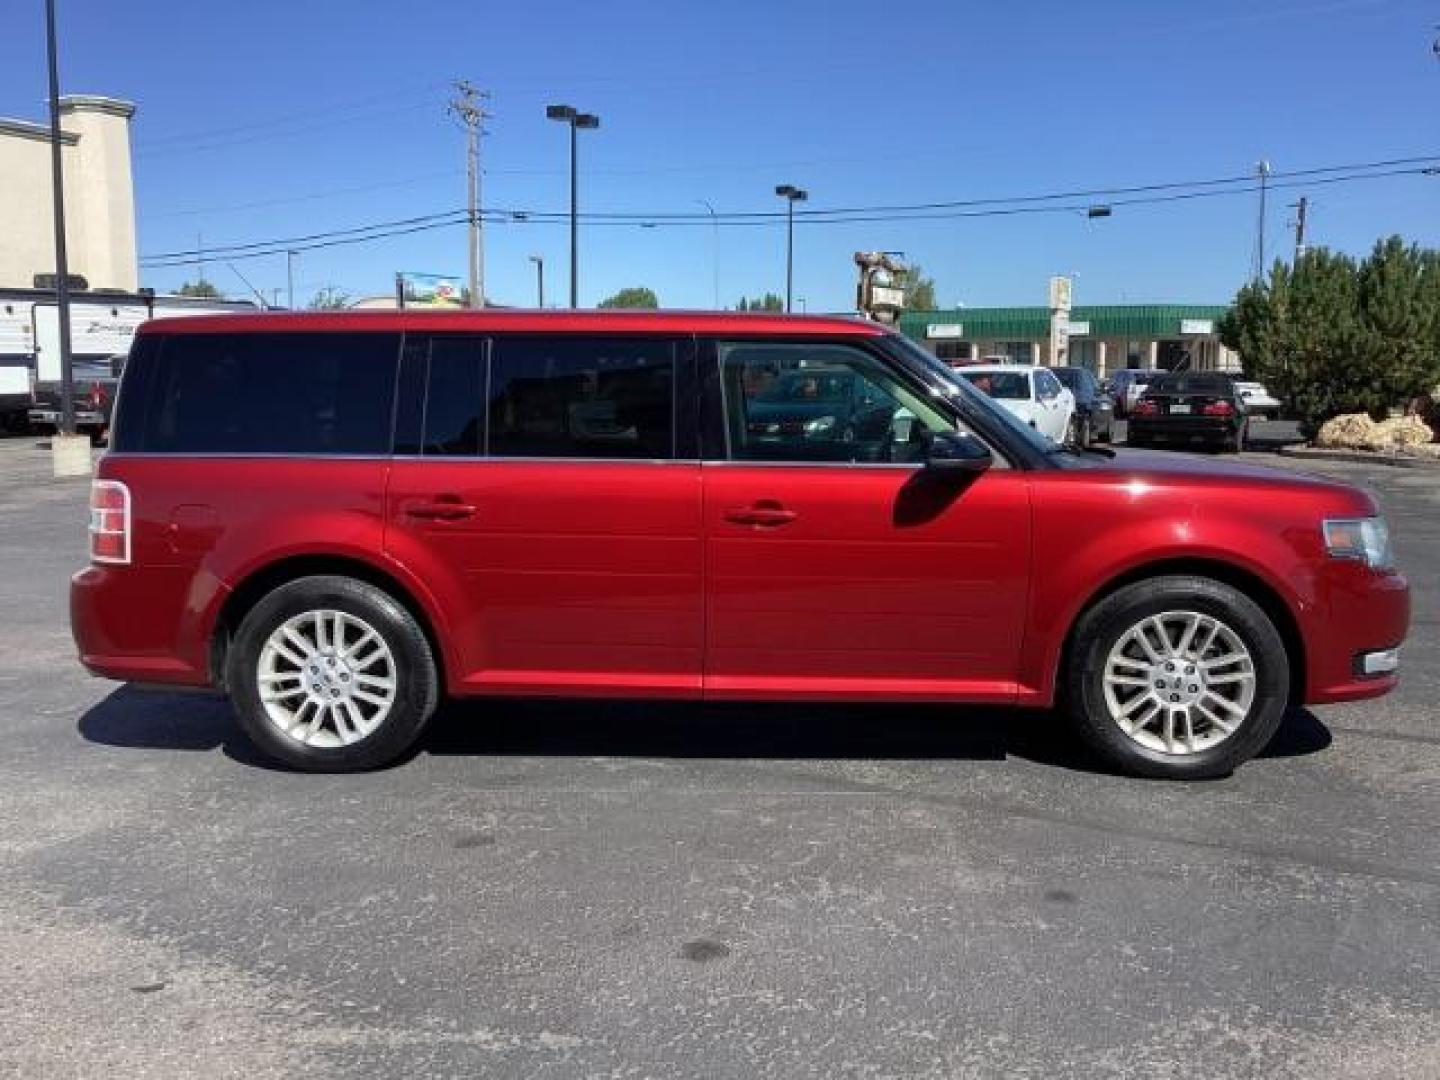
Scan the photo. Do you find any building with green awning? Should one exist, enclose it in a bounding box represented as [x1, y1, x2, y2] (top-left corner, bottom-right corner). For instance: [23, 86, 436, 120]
[899, 304, 1238, 375]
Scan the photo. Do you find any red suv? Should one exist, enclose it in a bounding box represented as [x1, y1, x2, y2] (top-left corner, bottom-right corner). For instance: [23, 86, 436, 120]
[71, 311, 1409, 779]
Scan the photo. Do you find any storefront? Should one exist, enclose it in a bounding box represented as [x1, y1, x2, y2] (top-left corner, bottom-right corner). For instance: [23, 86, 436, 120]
[900, 305, 1240, 375]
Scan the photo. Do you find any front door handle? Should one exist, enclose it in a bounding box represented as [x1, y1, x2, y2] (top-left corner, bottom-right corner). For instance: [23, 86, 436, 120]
[406, 497, 477, 521]
[723, 502, 797, 528]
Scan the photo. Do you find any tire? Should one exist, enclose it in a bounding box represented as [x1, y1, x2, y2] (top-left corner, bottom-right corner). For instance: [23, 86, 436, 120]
[1063, 575, 1290, 779]
[1065, 413, 1082, 446]
[226, 575, 440, 772]
[1224, 421, 1246, 454]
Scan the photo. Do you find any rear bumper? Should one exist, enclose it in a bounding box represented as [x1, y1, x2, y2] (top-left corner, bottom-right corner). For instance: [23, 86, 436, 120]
[1301, 567, 1410, 705]
[1128, 417, 1235, 445]
[29, 407, 105, 428]
[71, 564, 217, 687]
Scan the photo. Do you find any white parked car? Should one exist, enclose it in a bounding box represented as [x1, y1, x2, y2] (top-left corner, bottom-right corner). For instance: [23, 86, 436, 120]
[955, 364, 1075, 443]
[1235, 380, 1281, 419]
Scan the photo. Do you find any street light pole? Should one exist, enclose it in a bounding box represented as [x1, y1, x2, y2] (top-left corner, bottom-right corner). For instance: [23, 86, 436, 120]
[529, 254, 545, 308]
[44, 0, 75, 438]
[286, 250, 297, 310]
[568, 119, 577, 306]
[696, 199, 719, 309]
[774, 184, 808, 313]
[547, 105, 600, 308]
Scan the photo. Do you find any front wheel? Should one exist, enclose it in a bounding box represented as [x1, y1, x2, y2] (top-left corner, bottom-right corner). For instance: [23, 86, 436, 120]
[227, 575, 440, 771]
[1064, 576, 1290, 779]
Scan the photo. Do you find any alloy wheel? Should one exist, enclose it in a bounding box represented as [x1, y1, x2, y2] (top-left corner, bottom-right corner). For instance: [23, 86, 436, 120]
[1101, 611, 1256, 755]
[256, 609, 398, 748]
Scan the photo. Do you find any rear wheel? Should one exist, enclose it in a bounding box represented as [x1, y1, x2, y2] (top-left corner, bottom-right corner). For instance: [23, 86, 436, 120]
[1064, 576, 1289, 779]
[1224, 420, 1247, 454]
[226, 575, 439, 771]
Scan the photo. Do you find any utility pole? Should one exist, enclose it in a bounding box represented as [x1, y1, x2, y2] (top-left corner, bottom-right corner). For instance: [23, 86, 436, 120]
[44, 0, 76, 445]
[1252, 158, 1271, 282]
[528, 254, 544, 308]
[286, 250, 297, 309]
[1292, 196, 1308, 263]
[450, 80, 491, 309]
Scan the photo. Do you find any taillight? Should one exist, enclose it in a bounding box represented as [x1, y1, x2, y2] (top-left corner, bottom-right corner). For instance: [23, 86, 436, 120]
[89, 479, 131, 564]
[1133, 399, 1159, 417]
[1201, 400, 1235, 417]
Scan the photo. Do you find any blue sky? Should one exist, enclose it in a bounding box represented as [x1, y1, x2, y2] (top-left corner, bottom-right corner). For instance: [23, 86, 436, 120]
[3, 0, 1437, 310]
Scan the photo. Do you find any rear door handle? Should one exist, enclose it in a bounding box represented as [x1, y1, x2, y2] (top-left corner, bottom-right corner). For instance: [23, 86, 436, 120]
[406, 498, 477, 521]
[723, 503, 797, 528]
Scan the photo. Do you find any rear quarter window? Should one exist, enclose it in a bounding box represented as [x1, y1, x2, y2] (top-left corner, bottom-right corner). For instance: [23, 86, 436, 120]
[113, 331, 400, 455]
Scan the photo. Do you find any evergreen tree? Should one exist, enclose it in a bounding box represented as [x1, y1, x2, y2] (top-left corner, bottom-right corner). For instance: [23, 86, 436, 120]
[1219, 235, 1440, 432]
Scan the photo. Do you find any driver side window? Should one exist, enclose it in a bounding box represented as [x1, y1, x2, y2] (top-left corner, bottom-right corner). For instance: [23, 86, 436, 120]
[718, 341, 953, 464]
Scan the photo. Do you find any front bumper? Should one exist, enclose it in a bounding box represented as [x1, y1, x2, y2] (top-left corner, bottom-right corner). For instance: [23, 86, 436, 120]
[1302, 566, 1409, 705]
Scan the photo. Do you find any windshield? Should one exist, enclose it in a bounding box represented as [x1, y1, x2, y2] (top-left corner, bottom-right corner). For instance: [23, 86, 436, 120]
[889, 336, 1060, 455]
[959, 370, 1029, 400]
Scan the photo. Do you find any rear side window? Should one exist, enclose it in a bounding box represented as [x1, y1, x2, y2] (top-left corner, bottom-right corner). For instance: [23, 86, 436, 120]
[393, 334, 485, 456]
[114, 332, 400, 455]
[486, 336, 675, 459]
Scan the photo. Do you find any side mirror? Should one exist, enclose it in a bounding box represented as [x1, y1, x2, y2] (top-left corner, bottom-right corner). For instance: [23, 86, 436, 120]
[926, 430, 993, 474]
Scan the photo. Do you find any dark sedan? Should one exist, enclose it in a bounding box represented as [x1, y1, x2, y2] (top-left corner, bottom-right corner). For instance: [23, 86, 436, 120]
[1127, 372, 1248, 453]
[743, 367, 897, 459]
[1049, 366, 1114, 446]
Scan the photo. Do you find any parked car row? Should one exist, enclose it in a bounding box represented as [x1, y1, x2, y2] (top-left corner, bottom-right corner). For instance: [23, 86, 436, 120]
[942, 358, 1277, 455]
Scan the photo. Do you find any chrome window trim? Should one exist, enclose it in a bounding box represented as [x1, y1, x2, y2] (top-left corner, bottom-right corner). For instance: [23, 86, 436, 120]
[699, 459, 925, 471]
[101, 451, 696, 466]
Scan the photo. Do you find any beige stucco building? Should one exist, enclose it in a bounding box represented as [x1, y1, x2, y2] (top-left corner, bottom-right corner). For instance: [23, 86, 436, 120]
[0, 95, 137, 292]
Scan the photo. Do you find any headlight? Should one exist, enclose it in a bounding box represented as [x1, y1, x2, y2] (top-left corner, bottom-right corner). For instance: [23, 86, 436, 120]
[1323, 517, 1394, 570]
[803, 415, 836, 435]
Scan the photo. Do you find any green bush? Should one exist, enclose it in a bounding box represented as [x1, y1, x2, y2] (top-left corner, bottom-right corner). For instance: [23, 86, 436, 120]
[1219, 237, 1440, 434]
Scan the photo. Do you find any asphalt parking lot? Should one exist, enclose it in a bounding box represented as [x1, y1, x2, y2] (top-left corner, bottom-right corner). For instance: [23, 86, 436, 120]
[1, 430, 1436, 1079]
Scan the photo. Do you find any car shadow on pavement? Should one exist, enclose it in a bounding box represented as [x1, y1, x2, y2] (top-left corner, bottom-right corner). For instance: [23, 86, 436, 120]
[77, 686, 1333, 776]
[76, 685, 275, 768]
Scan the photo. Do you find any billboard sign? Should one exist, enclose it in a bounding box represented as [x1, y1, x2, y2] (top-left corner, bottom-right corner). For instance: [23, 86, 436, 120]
[399, 272, 464, 305]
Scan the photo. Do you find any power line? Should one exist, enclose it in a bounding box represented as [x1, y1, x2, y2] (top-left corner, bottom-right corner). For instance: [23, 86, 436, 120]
[141, 209, 469, 261]
[139, 158, 1439, 267]
[133, 82, 448, 152]
[145, 169, 464, 221]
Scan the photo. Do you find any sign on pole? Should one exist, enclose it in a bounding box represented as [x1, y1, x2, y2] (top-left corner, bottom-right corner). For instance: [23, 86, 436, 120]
[1048, 276, 1073, 365]
[397, 272, 464, 305]
[1048, 275, 1073, 313]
